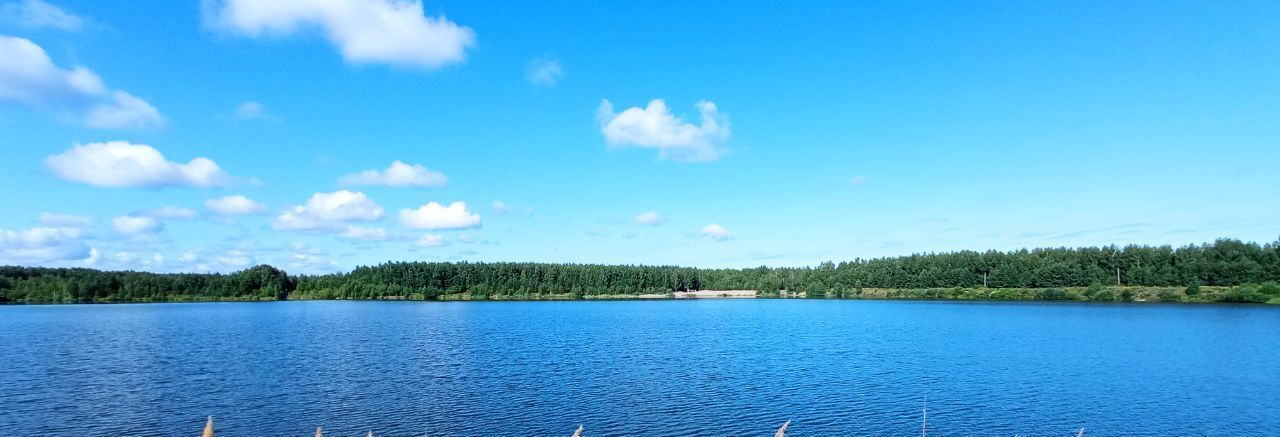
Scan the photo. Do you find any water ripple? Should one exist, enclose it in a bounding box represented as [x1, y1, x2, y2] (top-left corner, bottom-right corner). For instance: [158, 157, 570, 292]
[0, 300, 1278, 436]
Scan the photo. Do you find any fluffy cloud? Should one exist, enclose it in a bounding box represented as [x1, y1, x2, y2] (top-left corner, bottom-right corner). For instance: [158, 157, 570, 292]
[89, 250, 171, 271]
[0, 36, 164, 129]
[339, 161, 447, 187]
[216, 250, 255, 269]
[274, 190, 384, 231]
[400, 201, 480, 230]
[113, 215, 162, 235]
[634, 211, 663, 226]
[46, 141, 233, 188]
[84, 91, 164, 129]
[206, 0, 476, 69]
[77, 245, 279, 273]
[0, 226, 91, 264]
[527, 57, 563, 86]
[138, 206, 199, 220]
[285, 252, 340, 273]
[121, 245, 283, 273]
[596, 99, 730, 162]
[415, 234, 445, 247]
[0, 35, 102, 103]
[38, 212, 92, 227]
[700, 223, 733, 241]
[206, 195, 267, 216]
[0, 0, 84, 31]
[81, 247, 101, 266]
[339, 225, 389, 241]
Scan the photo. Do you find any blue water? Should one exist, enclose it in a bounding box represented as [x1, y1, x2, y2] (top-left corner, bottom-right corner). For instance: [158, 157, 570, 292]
[0, 300, 1277, 436]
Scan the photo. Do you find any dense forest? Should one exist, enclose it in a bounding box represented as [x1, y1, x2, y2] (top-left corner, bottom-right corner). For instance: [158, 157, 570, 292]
[2, 238, 1278, 304]
[0, 265, 294, 303]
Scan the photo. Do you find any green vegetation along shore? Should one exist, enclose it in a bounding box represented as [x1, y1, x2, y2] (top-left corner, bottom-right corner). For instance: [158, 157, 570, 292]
[2, 238, 1278, 304]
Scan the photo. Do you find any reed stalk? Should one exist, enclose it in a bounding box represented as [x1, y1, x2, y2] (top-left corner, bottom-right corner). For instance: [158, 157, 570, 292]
[192, 417, 1096, 435]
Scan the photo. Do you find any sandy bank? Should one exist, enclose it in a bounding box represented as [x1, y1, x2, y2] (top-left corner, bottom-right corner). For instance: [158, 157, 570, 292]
[634, 290, 758, 299]
[676, 290, 758, 298]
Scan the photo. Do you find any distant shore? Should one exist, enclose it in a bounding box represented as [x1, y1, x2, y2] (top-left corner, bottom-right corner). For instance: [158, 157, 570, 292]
[5, 239, 1279, 305]
[7, 285, 1279, 305]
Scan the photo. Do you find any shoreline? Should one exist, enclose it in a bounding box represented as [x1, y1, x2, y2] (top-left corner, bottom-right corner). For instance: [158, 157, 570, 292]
[4, 285, 1277, 306]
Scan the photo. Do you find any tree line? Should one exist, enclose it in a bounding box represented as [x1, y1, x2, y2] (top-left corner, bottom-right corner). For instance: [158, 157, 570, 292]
[0, 265, 293, 303]
[2, 238, 1277, 303]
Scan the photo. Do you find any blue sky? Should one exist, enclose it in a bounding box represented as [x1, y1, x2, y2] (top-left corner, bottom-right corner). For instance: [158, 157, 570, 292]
[1, 0, 1277, 273]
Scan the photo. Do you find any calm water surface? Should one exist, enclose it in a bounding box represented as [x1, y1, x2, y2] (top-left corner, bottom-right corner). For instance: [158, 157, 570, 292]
[1, 300, 1277, 436]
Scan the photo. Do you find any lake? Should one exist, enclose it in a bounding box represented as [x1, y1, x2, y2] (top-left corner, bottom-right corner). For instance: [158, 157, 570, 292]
[1, 300, 1277, 436]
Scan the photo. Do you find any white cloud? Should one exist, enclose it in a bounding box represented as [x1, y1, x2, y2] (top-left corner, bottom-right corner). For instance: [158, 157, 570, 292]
[84, 247, 99, 265]
[0, 36, 164, 128]
[339, 160, 447, 187]
[110, 251, 138, 265]
[272, 243, 341, 273]
[46, 141, 234, 188]
[634, 211, 663, 226]
[112, 215, 162, 235]
[849, 175, 869, 186]
[38, 212, 92, 227]
[491, 200, 533, 216]
[86, 249, 170, 271]
[339, 225, 388, 241]
[0, 35, 101, 101]
[400, 201, 480, 230]
[206, 195, 267, 215]
[527, 57, 563, 86]
[151, 247, 272, 273]
[0, 0, 84, 31]
[700, 223, 733, 241]
[273, 190, 384, 231]
[415, 234, 445, 247]
[217, 250, 255, 269]
[596, 99, 730, 162]
[84, 91, 164, 129]
[109, 245, 288, 273]
[0, 35, 102, 103]
[285, 252, 340, 273]
[0, 226, 91, 264]
[138, 206, 199, 220]
[206, 0, 476, 69]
